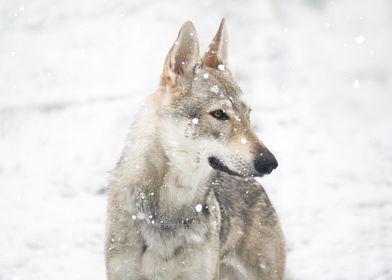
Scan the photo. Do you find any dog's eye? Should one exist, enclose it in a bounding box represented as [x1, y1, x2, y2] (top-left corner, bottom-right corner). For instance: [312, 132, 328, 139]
[210, 109, 229, 121]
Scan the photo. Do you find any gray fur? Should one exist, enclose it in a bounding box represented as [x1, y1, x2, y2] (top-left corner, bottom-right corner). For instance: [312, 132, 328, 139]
[105, 20, 285, 280]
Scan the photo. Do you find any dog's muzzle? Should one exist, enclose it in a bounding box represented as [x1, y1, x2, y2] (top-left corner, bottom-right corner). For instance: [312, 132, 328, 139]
[208, 154, 278, 177]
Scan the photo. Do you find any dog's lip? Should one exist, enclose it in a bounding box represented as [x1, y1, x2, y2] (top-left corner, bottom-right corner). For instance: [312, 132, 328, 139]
[208, 156, 265, 178]
[208, 156, 237, 176]
[208, 156, 247, 177]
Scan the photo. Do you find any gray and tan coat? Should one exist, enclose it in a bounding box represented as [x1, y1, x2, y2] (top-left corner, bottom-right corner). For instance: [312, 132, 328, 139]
[105, 19, 285, 280]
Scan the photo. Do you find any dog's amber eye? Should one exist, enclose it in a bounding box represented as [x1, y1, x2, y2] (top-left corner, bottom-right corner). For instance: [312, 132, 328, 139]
[210, 109, 229, 121]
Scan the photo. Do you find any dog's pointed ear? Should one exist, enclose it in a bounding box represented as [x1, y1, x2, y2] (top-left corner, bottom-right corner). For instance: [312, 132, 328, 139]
[202, 18, 228, 69]
[161, 21, 201, 90]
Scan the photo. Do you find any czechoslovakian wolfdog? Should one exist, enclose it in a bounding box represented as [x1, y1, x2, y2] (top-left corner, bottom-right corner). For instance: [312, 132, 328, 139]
[105, 19, 285, 280]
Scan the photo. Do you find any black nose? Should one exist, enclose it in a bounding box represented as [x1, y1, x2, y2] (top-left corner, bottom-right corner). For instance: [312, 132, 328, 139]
[254, 154, 278, 175]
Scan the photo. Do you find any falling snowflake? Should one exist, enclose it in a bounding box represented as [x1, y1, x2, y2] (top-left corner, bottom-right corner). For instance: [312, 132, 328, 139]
[210, 85, 219, 93]
[355, 35, 365, 44]
[195, 204, 202, 212]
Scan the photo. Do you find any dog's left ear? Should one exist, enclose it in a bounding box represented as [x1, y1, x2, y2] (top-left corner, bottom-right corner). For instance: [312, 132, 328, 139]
[161, 21, 201, 91]
[202, 18, 228, 69]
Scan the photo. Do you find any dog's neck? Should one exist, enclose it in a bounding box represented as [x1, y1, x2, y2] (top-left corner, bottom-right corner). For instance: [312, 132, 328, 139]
[115, 92, 214, 224]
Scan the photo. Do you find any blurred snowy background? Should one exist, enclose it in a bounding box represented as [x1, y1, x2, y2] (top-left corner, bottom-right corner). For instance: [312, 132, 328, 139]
[1, 0, 391, 279]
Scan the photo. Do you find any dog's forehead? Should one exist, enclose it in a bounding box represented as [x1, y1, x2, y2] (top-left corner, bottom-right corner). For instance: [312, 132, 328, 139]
[192, 67, 247, 110]
[199, 67, 242, 95]
[171, 67, 249, 118]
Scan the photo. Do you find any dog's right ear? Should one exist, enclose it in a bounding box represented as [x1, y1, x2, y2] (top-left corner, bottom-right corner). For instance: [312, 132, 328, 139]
[202, 18, 228, 69]
[161, 21, 201, 91]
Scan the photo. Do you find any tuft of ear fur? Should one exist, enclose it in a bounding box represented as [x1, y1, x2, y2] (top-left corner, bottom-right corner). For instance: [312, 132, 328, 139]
[202, 18, 228, 69]
[161, 21, 201, 91]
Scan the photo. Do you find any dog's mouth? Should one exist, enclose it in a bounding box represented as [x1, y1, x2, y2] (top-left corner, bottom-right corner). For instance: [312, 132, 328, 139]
[208, 156, 243, 177]
[208, 156, 264, 178]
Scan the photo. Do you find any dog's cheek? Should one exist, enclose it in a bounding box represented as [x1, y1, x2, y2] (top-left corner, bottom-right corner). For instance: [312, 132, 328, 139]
[186, 122, 199, 138]
[211, 123, 231, 142]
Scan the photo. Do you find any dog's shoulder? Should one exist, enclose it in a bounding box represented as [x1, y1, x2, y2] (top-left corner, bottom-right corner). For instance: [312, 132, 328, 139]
[212, 172, 274, 212]
[211, 172, 280, 248]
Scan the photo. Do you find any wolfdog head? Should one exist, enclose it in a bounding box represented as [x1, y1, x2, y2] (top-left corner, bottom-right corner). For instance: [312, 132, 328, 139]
[157, 19, 277, 178]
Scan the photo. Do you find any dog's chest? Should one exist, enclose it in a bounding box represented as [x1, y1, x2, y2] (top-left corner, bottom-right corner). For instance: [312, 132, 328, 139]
[139, 223, 209, 278]
[139, 198, 221, 279]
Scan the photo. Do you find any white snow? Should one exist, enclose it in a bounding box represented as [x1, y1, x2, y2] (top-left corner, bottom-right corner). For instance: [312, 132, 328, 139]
[195, 204, 203, 213]
[0, 0, 391, 280]
[210, 85, 219, 93]
[355, 35, 365, 44]
[137, 213, 146, 220]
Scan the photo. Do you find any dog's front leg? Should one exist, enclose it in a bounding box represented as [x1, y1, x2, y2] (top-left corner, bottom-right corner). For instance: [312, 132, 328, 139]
[105, 207, 144, 279]
[106, 248, 142, 280]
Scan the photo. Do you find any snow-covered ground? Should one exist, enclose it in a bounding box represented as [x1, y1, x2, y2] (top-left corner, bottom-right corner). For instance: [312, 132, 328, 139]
[1, 0, 391, 279]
